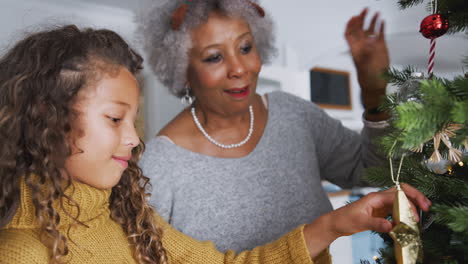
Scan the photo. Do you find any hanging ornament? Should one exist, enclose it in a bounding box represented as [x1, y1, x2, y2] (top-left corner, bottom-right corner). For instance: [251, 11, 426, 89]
[419, 0, 450, 77]
[415, 123, 463, 172]
[429, 124, 463, 163]
[388, 156, 423, 264]
[425, 158, 450, 174]
[419, 14, 449, 39]
[411, 124, 463, 163]
[389, 189, 423, 264]
[396, 72, 424, 104]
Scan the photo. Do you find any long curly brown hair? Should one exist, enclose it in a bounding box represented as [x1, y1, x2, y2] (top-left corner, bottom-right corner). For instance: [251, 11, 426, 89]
[0, 25, 167, 264]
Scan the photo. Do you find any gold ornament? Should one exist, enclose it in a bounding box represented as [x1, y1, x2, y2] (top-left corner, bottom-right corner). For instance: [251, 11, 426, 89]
[389, 188, 422, 264]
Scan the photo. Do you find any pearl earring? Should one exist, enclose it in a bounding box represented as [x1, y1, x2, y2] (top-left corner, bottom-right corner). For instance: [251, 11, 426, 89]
[181, 85, 194, 106]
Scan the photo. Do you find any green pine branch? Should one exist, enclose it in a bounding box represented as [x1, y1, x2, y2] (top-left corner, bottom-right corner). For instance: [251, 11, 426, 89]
[446, 76, 468, 100]
[440, 0, 468, 33]
[432, 205, 468, 234]
[380, 75, 466, 152]
[452, 101, 468, 124]
[421, 223, 465, 264]
[383, 66, 417, 86]
[397, 0, 425, 9]
[395, 101, 440, 149]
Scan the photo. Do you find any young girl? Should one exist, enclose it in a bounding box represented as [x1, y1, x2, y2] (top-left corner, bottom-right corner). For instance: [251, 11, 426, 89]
[0, 25, 430, 264]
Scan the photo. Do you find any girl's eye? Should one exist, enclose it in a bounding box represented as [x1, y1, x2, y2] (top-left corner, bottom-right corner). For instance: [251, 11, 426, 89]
[108, 116, 122, 123]
[241, 44, 252, 54]
[203, 54, 222, 63]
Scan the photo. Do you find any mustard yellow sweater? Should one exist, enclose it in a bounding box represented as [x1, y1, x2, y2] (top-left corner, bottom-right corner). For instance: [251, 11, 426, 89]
[0, 180, 331, 263]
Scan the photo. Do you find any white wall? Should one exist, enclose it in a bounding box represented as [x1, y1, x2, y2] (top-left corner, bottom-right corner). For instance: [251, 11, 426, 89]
[0, 0, 135, 45]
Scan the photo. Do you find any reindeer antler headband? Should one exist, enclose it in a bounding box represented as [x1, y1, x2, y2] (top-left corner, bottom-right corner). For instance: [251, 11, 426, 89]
[171, 0, 266, 30]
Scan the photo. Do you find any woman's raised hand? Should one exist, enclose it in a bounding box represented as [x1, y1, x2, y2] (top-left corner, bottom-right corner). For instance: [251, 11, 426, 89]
[345, 8, 390, 111]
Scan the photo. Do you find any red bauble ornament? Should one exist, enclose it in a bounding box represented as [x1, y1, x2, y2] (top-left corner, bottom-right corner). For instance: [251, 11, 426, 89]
[420, 14, 449, 39]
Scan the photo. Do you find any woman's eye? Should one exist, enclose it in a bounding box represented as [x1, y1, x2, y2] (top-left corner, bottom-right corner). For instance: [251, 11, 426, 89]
[241, 44, 252, 54]
[204, 54, 222, 63]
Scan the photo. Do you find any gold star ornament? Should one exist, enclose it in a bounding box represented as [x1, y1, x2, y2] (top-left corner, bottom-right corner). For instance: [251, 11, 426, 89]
[389, 188, 423, 264]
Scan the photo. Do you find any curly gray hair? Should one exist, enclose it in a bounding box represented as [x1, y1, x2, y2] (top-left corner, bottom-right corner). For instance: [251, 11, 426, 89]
[137, 0, 276, 98]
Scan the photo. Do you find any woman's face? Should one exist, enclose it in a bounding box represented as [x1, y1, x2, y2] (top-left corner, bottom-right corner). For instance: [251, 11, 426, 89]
[65, 66, 140, 189]
[187, 12, 262, 115]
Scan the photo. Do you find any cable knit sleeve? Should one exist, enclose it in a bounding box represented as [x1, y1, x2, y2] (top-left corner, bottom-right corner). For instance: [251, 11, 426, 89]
[155, 213, 331, 264]
[0, 230, 49, 264]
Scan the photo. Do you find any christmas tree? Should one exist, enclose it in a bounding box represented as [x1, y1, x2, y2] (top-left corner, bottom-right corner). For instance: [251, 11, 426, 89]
[362, 0, 467, 263]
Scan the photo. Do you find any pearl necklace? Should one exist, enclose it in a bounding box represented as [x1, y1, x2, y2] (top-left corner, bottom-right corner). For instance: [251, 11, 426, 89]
[191, 105, 254, 149]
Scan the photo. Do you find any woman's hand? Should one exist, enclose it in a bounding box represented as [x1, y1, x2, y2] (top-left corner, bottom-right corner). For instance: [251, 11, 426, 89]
[303, 184, 431, 259]
[345, 8, 390, 115]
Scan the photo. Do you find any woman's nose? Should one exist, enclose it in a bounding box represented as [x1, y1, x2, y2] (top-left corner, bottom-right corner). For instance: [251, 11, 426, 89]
[227, 55, 246, 79]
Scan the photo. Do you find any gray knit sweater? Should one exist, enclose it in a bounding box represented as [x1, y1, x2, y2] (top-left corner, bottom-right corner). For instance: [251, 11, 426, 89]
[140, 91, 385, 252]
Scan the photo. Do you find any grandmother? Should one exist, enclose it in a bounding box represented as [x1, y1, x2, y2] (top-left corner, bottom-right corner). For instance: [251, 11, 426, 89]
[139, 0, 390, 252]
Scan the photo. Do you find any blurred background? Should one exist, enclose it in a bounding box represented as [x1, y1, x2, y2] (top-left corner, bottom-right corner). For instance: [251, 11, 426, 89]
[0, 0, 465, 262]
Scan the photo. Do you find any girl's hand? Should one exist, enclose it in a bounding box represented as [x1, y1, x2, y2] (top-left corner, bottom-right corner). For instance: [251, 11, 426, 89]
[329, 183, 431, 237]
[303, 184, 431, 258]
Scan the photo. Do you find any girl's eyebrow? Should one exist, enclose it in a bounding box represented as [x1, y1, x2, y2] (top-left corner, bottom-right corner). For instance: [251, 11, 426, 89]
[110, 100, 130, 108]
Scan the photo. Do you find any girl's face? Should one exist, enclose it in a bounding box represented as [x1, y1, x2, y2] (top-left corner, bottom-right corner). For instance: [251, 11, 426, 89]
[65, 67, 140, 189]
[187, 12, 262, 116]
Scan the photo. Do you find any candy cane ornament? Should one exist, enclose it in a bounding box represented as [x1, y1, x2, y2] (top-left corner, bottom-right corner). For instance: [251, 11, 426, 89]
[419, 0, 449, 78]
